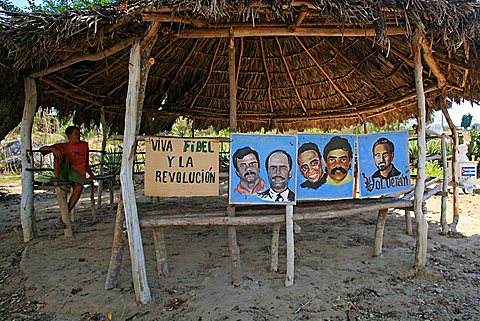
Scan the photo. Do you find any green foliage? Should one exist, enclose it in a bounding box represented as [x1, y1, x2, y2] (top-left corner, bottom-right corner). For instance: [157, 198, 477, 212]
[467, 130, 480, 161]
[411, 160, 443, 178]
[27, 0, 114, 13]
[461, 113, 473, 129]
[103, 145, 122, 175]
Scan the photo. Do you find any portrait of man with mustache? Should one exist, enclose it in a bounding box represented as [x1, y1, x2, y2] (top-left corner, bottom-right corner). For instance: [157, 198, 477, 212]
[371, 137, 401, 179]
[323, 136, 353, 186]
[232, 146, 266, 195]
[257, 149, 295, 202]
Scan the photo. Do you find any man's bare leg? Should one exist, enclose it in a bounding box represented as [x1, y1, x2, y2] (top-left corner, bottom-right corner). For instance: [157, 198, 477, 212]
[68, 183, 84, 212]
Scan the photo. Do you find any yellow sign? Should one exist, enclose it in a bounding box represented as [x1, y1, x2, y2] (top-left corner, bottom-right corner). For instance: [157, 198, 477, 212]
[144, 138, 219, 197]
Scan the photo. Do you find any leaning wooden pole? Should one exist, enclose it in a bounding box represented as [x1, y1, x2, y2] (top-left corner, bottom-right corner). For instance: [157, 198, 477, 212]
[121, 40, 151, 304]
[20, 77, 37, 242]
[412, 31, 428, 270]
[439, 95, 460, 231]
[105, 192, 125, 289]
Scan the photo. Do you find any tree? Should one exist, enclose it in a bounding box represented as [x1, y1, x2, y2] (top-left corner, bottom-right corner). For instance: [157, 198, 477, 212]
[461, 113, 473, 129]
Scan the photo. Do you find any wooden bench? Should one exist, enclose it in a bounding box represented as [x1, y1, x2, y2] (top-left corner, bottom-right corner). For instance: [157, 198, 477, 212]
[33, 174, 116, 236]
[138, 197, 417, 287]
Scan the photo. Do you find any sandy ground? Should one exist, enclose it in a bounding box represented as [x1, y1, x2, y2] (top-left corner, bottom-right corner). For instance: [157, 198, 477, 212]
[0, 180, 479, 321]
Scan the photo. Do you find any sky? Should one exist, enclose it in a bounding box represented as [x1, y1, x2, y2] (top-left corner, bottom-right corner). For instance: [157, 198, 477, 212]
[8, 0, 480, 128]
[11, 0, 29, 8]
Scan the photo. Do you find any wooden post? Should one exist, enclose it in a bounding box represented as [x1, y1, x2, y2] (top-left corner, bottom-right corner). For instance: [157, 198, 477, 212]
[121, 40, 151, 304]
[55, 187, 73, 237]
[404, 210, 413, 235]
[440, 133, 448, 235]
[373, 209, 388, 256]
[97, 107, 108, 207]
[20, 76, 37, 242]
[90, 181, 96, 221]
[227, 205, 241, 286]
[285, 205, 294, 287]
[228, 28, 237, 132]
[153, 228, 169, 277]
[270, 223, 281, 272]
[105, 192, 125, 289]
[412, 31, 428, 270]
[109, 178, 114, 211]
[440, 97, 460, 231]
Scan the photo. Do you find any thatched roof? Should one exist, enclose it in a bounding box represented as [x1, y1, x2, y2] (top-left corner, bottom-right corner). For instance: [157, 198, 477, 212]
[1, 0, 479, 138]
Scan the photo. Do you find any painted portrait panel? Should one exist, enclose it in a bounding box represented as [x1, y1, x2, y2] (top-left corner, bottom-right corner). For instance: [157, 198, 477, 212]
[296, 133, 355, 200]
[358, 131, 411, 198]
[229, 133, 297, 205]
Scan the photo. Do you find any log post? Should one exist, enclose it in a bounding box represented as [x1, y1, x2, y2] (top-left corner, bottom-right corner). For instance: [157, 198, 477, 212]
[97, 107, 108, 207]
[404, 210, 413, 235]
[90, 181, 96, 221]
[109, 177, 114, 211]
[20, 76, 37, 242]
[105, 192, 125, 289]
[228, 28, 237, 132]
[285, 205, 294, 287]
[440, 133, 448, 235]
[55, 187, 73, 237]
[440, 97, 460, 231]
[153, 228, 169, 277]
[227, 205, 241, 286]
[412, 31, 428, 270]
[373, 209, 388, 256]
[227, 28, 241, 286]
[121, 39, 152, 304]
[270, 223, 281, 272]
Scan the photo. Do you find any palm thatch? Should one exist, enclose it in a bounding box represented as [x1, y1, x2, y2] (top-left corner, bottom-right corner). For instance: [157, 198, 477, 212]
[0, 0, 479, 138]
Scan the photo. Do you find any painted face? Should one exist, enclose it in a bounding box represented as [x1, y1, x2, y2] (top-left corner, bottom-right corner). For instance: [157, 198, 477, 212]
[298, 150, 322, 183]
[325, 149, 351, 183]
[236, 153, 260, 183]
[374, 144, 394, 171]
[67, 129, 81, 143]
[267, 152, 292, 192]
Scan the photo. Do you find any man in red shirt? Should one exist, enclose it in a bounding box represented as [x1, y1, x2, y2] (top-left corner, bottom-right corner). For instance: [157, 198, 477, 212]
[40, 126, 94, 218]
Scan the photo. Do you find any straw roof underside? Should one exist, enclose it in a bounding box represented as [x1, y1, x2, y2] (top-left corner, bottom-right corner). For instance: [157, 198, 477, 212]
[0, 0, 479, 137]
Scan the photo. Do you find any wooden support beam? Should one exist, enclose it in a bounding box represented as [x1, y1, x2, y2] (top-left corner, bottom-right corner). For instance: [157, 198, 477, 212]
[227, 205, 241, 286]
[236, 38, 244, 88]
[20, 77, 37, 242]
[440, 133, 448, 235]
[121, 40, 151, 304]
[97, 107, 107, 208]
[270, 223, 281, 272]
[176, 26, 406, 39]
[418, 35, 448, 88]
[260, 37, 274, 113]
[288, 5, 309, 32]
[296, 36, 353, 106]
[39, 77, 103, 107]
[105, 193, 125, 289]
[228, 29, 238, 132]
[285, 205, 295, 287]
[55, 187, 73, 237]
[189, 39, 221, 110]
[412, 31, 428, 270]
[153, 228, 169, 277]
[276, 37, 308, 114]
[439, 93, 460, 231]
[373, 209, 388, 256]
[323, 38, 384, 96]
[141, 13, 207, 27]
[30, 38, 135, 78]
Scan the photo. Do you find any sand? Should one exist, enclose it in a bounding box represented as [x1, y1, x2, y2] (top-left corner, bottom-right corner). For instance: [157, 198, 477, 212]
[0, 181, 479, 321]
